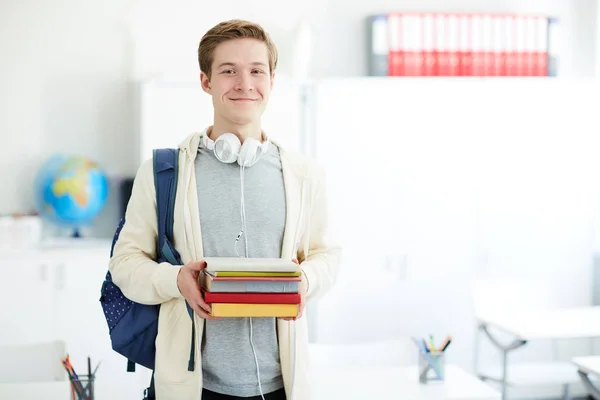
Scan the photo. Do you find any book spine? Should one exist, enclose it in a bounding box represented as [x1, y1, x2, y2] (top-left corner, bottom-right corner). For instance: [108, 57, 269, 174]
[422, 13, 436, 76]
[211, 303, 299, 318]
[387, 12, 403, 76]
[434, 13, 448, 76]
[471, 14, 485, 76]
[482, 13, 494, 76]
[505, 15, 518, 76]
[547, 17, 559, 77]
[367, 14, 389, 76]
[203, 290, 301, 304]
[458, 13, 473, 76]
[515, 15, 527, 76]
[447, 13, 460, 76]
[404, 13, 422, 76]
[206, 280, 300, 293]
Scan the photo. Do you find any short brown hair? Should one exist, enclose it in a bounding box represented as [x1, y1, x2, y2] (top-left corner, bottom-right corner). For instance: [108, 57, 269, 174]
[198, 19, 278, 79]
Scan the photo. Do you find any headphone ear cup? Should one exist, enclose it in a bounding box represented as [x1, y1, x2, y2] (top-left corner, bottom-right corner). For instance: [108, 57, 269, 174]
[214, 133, 241, 163]
[238, 139, 263, 167]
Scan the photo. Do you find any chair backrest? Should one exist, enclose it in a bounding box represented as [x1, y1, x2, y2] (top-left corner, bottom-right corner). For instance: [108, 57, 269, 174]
[471, 279, 560, 320]
[0, 340, 67, 383]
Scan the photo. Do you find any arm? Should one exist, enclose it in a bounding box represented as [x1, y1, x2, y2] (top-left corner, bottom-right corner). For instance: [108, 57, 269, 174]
[108, 159, 184, 305]
[297, 166, 342, 303]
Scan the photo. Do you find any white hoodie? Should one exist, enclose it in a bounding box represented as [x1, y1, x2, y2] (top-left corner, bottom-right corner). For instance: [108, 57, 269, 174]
[109, 131, 341, 400]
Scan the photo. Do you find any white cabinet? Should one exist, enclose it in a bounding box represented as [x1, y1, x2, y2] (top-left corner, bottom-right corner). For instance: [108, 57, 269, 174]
[0, 250, 54, 345]
[0, 239, 152, 400]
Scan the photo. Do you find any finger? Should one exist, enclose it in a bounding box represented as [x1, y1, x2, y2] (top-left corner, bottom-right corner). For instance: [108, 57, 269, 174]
[189, 260, 207, 271]
[189, 294, 217, 319]
[191, 303, 215, 320]
[192, 293, 212, 314]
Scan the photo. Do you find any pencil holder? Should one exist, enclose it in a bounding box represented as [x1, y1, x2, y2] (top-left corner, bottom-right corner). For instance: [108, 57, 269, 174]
[418, 351, 445, 384]
[68, 375, 95, 400]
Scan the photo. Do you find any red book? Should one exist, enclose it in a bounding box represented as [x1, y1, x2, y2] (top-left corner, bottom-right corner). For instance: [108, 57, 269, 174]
[202, 288, 301, 304]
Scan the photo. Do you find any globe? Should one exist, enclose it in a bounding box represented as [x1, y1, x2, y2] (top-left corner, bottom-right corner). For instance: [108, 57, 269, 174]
[34, 154, 109, 237]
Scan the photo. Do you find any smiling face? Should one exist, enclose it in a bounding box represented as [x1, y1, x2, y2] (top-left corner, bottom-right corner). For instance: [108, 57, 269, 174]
[200, 38, 274, 127]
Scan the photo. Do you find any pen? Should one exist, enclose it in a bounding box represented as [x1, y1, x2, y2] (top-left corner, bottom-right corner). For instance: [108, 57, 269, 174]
[440, 338, 452, 352]
[411, 336, 425, 352]
[428, 335, 436, 353]
[437, 335, 452, 352]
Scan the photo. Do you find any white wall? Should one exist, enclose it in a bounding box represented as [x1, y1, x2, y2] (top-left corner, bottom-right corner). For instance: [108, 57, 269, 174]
[0, 0, 598, 239]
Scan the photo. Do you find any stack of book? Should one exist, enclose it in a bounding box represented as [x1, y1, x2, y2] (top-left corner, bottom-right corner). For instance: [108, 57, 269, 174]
[200, 257, 302, 318]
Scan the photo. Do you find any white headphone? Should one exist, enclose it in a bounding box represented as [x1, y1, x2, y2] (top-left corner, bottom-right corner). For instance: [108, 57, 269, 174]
[203, 131, 270, 167]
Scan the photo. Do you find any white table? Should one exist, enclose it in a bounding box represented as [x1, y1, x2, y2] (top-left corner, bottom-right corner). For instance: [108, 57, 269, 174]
[572, 356, 600, 400]
[475, 306, 600, 400]
[310, 364, 500, 400]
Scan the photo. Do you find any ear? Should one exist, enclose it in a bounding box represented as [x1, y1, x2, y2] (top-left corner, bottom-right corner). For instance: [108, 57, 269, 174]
[200, 71, 211, 94]
[270, 71, 275, 90]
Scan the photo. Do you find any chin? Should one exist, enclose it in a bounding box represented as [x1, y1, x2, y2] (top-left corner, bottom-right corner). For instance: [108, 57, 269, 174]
[228, 113, 258, 125]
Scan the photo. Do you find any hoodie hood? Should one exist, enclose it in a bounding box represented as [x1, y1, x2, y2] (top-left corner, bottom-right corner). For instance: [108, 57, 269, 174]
[178, 130, 206, 163]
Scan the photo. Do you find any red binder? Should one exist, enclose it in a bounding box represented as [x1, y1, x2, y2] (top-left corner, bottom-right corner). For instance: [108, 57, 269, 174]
[458, 13, 473, 76]
[387, 12, 404, 76]
[422, 13, 436, 76]
[505, 15, 519, 76]
[447, 13, 461, 76]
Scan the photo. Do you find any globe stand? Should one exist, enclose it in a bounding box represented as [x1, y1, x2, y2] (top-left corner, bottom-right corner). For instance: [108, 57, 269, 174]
[71, 227, 82, 238]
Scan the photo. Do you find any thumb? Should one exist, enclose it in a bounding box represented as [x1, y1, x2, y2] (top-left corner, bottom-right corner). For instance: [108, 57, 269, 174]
[188, 260, 207, 271]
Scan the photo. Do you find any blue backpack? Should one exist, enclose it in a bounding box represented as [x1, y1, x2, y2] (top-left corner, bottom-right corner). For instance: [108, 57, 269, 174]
[100, 148, 196, 399]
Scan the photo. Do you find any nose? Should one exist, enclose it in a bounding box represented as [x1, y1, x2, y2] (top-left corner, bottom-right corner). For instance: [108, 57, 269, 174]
[234, 72, 253, 92]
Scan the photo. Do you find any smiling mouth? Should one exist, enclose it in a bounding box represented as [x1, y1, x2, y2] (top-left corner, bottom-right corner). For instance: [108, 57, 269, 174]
[230, 98, 257, 102]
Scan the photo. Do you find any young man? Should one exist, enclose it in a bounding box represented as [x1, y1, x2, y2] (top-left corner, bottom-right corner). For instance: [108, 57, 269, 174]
[109, 19, 341, 400]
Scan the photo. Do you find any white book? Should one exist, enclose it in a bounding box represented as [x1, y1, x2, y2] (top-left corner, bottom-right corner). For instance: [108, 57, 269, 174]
[203, 257, 300, 273]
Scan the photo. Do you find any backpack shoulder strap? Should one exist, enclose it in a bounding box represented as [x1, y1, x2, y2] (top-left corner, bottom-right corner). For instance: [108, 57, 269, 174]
[152, 148, 182, 265]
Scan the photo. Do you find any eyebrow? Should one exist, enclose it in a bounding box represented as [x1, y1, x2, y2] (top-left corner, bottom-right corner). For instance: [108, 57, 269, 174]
[217, 62, 268, 68]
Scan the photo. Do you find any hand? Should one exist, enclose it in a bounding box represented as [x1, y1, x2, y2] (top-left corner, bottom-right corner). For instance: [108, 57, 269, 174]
[281, 259, 305, 321]
[177, 260, 217, 320]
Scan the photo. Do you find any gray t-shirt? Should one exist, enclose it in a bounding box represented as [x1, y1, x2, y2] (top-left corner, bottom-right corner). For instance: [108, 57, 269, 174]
[195, 138, 286, 396]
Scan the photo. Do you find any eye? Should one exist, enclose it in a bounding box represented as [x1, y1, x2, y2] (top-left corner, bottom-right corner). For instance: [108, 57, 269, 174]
[252, 69, 265, 74]
[221, 69, 235, 74]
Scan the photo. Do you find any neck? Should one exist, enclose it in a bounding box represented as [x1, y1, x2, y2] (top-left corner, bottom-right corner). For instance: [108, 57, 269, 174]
[208, 116, 263, 143]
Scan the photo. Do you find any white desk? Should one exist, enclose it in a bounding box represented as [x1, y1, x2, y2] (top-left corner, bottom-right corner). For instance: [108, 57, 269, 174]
[0, 381, 72, 400]
[310, 364, 500, 400]
[475, 306, 600, 400]
[572, 356, 600, 400]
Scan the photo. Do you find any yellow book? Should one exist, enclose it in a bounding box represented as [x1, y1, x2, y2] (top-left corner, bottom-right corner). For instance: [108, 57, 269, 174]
[210, 303, 299, 318]
[208, 271, 301, 277]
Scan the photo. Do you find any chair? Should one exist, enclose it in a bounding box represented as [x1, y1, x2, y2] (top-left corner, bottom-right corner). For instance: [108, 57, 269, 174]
[471, 279, 581, 400]
[0, 340, 72, 399]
